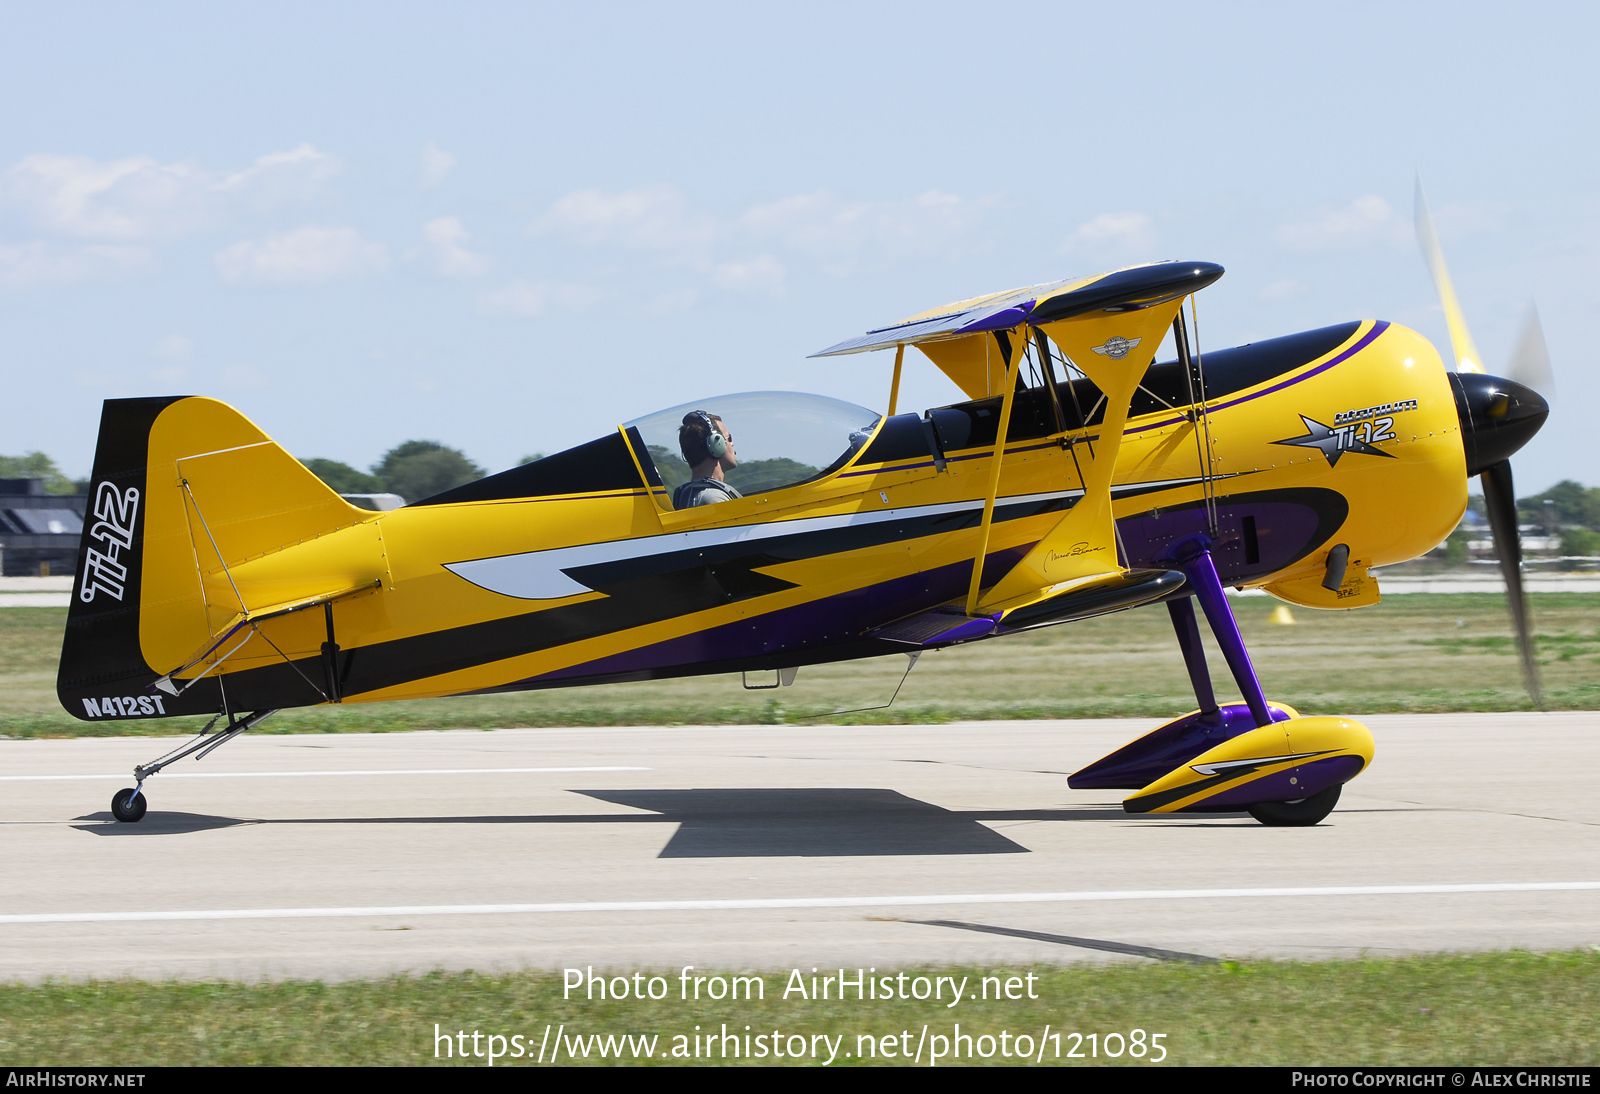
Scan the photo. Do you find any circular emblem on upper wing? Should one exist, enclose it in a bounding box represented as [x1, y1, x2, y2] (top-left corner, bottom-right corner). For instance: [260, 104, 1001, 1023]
[1091, 335, 1141, 359]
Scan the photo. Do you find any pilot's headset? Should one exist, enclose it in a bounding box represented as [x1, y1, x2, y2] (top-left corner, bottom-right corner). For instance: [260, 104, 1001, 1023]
[695, 412, 729, 460]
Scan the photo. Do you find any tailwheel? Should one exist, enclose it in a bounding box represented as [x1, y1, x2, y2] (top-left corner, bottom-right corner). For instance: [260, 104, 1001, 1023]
[1247, 783, 1340, 827]
[111, 787, 147, 823]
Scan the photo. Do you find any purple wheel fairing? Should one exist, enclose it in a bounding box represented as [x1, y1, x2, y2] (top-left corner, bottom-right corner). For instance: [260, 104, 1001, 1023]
[1068, 703, 1288, 791]
[1181, 753, 1366, 812]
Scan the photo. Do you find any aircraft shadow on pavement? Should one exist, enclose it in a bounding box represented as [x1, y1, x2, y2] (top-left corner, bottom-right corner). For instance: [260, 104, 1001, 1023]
[578, 788, 1043, 858]
[72, 811, 255, 836]
[66, 790, 1134, 856]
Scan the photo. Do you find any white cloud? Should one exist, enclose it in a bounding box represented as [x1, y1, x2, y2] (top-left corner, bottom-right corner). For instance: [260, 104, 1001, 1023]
[215, 226, 389, 286]
[214, 144, 341, 212]
[151, 334, 194, 361]
[711, 254, 785, 296]
[1276, 194, 1405, 253]
[477, 278, 601, 317]
[422, 216, 492, 278]
[0, 241, 149, 288]
[150, 364, 188, 386]
[741, 189, 996, 274]
[420, 142, 456, 188]
[1, 145, 339, 242]
[533, 184, 717, 256]
[530, 184, 998, 285]
[1060, 211, 1158, 256]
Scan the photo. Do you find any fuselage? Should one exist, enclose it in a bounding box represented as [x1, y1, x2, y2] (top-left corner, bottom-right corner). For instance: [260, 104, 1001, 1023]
[108, 317, 1465, 716]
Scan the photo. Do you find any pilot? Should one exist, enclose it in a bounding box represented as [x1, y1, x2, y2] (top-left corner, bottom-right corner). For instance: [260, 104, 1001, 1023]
[673, 411, 743, 509]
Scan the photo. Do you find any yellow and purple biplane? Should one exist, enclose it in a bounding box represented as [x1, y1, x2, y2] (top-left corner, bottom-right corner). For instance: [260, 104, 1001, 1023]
[62, 234, 1548, 827]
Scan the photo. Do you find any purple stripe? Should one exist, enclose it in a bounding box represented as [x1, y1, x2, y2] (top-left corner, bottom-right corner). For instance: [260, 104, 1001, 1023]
[1069, 702, 1284, 790]
[954, 302, 1035, 334]
[839, 438, 1070, 478]
[1193, 754, 1365, 809]
[523, 547, 1030, 683]
[466, 489, 652, 505]
[1130, 320, 1391, 434]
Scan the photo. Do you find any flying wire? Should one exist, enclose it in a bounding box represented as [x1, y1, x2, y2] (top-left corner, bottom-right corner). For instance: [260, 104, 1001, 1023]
[1188, 294, 1219, 533]
[795, 652, 922, 721]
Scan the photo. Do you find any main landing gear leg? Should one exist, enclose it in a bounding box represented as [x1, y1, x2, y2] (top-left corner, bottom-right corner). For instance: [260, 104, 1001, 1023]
[1173, 538, 1272, 729]
[1166, 595, 1220, 724]
[110, 709, 279, 823]
[1070, 535, 1374, 825]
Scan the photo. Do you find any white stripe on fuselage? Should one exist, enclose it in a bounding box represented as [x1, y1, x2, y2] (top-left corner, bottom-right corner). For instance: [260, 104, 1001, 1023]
[444, 488, 1084, 601]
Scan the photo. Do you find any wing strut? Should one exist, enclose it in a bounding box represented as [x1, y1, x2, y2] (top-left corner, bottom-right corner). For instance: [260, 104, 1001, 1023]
[1172, 299, 1218, 534]
[964, 334, 1026, 615]
[887, 343, 905, 416]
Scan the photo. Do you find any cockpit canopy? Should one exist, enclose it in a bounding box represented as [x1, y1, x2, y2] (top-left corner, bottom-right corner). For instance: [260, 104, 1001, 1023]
[625, 391, 881, 501]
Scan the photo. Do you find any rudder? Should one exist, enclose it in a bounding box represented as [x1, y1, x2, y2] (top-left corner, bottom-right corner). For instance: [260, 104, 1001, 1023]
[58, 397, 364, 722]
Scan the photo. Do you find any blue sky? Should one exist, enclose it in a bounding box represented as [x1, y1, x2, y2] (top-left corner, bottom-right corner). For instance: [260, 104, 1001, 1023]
[2, 2, 1594, 493]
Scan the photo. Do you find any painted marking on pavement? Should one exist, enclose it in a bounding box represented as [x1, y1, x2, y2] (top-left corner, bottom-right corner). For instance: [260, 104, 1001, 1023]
[0, 766, 650, 782]
[5, 881, 1596, 925]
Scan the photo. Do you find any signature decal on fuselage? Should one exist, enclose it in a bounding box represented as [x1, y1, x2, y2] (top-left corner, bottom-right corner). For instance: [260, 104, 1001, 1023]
[1045, 543, 1107, 569]
[80, 482, 140, 603]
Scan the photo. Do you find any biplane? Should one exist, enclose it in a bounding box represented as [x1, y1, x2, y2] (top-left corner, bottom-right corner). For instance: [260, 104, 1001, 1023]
[62, 225, 1548, 828]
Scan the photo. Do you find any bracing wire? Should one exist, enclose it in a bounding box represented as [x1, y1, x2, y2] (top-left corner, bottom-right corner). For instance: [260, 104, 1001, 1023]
[1189, 294, 1219, 533]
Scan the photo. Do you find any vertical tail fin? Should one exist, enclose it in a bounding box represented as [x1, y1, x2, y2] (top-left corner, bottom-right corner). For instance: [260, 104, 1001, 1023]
[58, 396, 364, 722]
[58, 398, 185, 721]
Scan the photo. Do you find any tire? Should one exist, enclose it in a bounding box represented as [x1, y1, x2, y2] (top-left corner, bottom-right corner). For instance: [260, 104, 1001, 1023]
[1247, 783, 1340, 827]
[111, 787, 147, 823]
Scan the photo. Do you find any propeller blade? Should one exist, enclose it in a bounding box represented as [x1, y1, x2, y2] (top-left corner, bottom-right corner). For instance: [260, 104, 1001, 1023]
[1505, 302, 1555, 397]
[1480, 459, 1544, 708]
[1415, 177, 1487, 374]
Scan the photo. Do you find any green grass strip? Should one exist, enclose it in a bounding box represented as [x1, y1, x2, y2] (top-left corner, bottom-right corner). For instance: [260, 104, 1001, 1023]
[3, 951, 1597, 1066]
[7, 592, 1598, 738]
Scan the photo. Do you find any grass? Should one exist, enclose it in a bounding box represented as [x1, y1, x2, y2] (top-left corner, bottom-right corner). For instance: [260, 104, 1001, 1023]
[5, 593, 1597, 739]
[2, 952, 1597, 1066]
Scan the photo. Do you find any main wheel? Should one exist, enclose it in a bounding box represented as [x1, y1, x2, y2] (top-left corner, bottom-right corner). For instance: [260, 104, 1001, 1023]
[1247, 783, 1340, 827]
[111, 787, 147, 823]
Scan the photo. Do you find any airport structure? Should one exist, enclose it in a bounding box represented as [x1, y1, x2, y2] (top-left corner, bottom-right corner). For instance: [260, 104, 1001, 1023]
[0, 479, 85, 578]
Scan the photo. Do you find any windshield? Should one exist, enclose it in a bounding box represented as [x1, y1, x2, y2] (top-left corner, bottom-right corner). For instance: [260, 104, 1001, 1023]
[625, 391, 881, 502]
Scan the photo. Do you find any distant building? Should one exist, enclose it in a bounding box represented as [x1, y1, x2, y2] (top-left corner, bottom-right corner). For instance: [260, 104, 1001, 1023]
[0, 481, 406, 578]
[0, 479, 86, 577]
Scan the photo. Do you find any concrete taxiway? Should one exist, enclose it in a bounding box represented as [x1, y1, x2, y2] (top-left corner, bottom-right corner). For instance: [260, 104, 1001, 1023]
[1, 713, 1596, 983]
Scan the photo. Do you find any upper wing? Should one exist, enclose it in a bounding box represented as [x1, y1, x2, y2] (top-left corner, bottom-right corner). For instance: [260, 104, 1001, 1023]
[809, 261, 1224, 358]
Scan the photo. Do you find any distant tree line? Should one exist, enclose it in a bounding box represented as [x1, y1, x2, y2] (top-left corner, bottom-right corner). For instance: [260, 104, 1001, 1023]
[301, 442, 489, 505]
[5, 444, 1599, 556]
[1516, 480, 1600, 556]
[0, 453, 84, 495]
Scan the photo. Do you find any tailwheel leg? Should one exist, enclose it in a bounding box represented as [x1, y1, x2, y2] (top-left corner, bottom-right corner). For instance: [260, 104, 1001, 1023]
[108, 708, 279, 823]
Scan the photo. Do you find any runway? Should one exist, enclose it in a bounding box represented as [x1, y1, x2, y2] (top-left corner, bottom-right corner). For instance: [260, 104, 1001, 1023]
[1, 713, 1596, 982]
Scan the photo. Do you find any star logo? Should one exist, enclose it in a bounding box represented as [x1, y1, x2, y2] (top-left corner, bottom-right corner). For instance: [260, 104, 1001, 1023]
[1272, 415, 1396, 467]
[1091, 336, 1141, 359]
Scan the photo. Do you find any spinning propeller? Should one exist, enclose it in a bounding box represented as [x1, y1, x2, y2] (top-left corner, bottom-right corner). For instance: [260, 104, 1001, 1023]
[1415, 179, 1552, 706]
